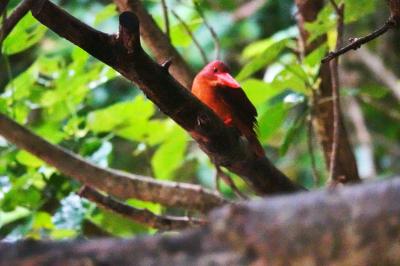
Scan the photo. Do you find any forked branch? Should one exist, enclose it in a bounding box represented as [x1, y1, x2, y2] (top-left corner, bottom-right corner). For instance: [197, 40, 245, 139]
[29, 0, 303, 195]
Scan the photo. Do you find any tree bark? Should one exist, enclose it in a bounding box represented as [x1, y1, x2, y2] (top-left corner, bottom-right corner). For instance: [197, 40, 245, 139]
[295, 0, 360, 183]
[27, 0, 303, 195]
[113, 0, 195, 89]
[1, 177, 400, 265]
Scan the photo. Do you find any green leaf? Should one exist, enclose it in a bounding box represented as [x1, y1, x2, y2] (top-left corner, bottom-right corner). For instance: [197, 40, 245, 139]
[87, 95, 155, 141]
[304, 5, 336, 44]
[271, 68, 308, 94]
[87, 208, 152, 237]
[170, 18, 202, 47]
[280, 109, 307, 156]
[0, 207, 31, 228]
[237, 40, 288, 81]
[344, 0, 376, 23]
[151, 125, 187, 180]
[242, 26, 298, 59]
[241, 79, 282, 107]
[125, 199, 161, 215]
[32, 212, 54, 230]
[16, 151, 44, 168]
[94, 4, 118, 26]
[258, 102, 289, 141]
[2, 12, 47, 54]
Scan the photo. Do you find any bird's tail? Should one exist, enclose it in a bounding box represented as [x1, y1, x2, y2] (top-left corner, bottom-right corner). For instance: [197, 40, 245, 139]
[246, 132, 264, 158]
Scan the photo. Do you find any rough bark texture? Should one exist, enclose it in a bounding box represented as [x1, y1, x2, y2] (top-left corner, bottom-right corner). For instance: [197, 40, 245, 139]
[1, 177, 400, 265]
[0, 113, 225, 212]
[29, 0, 303, 195]
[295, 0, 360, 183]
[113, 0, 195, 89]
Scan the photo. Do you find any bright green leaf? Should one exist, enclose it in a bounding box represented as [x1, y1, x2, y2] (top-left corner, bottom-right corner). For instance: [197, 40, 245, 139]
[237, 40, 288, 81]
[16, 151, 44, 168]
[151, 125, 187, 180]
[2, 13, 46, 54]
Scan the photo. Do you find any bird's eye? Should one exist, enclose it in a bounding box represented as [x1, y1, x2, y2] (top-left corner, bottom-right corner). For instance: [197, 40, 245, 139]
[213, 67, 218, 73]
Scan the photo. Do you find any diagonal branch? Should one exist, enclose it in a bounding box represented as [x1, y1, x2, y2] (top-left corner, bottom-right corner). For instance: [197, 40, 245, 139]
[79, 186, 207, 230]
[0, 113, 226, 212]
[321, 18, 397, 63]
[171, 9, 208, 64]
[30, 0, 303, 195]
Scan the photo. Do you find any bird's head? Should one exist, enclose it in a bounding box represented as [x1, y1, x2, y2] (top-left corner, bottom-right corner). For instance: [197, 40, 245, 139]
[194, 60, 241, 89]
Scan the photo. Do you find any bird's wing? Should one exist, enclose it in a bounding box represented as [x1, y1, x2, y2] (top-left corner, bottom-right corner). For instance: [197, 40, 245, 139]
[216, 86, 258, 131]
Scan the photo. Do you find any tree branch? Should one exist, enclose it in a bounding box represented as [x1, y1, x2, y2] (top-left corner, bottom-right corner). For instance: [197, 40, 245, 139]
[78, 186, 207, 230]
[295, 0, 360, 183]
[113, 0, 194, 89]
[2, 177, 400, 265]
[29, 0, 303, 195]
[194, 2, 221, 60]
[328, 3, 345, 184]
[0, 113, 226, 212]
[171, 9, 208, 64]
[321, 18, 397, 63]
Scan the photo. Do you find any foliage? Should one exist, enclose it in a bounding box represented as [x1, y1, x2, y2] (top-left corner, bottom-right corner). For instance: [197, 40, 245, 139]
[1, 0, 398, 241]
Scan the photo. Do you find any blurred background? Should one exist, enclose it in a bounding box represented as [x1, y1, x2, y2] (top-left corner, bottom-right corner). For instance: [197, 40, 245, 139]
[0, 0, 399, 239]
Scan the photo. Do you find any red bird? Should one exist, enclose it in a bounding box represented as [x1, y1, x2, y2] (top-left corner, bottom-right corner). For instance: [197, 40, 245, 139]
[192, 60, 264, 158]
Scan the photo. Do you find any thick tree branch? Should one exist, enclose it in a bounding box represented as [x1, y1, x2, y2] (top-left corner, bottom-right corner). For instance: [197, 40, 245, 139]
[2, 177, 400, 265]
[78, 186, 207, 230]
[30, 0, 303, 195]
[0, 113, 225, 212]
[113, 0, 194, 89]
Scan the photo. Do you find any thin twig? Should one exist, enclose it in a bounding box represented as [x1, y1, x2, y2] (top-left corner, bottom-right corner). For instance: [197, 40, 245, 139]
[215, 166, 248, 200]
[79, 186, 207, 231]
[307, 112, 321, 187]
[321, 18, 396, 63]
[160, 0, 170, 40]
[171, 9, 208, 64]
[328, 3, 345, 185]
[0, 0, 36, 43]
[193, 1, 221, 60]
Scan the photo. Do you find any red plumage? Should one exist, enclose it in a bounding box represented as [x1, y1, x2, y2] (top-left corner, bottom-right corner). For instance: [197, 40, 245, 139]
[192, 60, 264, 158]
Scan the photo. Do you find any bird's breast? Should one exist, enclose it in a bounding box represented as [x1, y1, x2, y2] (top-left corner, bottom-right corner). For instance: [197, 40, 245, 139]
[192, 86, 234, 126]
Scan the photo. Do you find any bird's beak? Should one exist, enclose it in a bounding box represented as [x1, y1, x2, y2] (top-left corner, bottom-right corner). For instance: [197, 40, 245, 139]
[216, 73, 241, 89]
